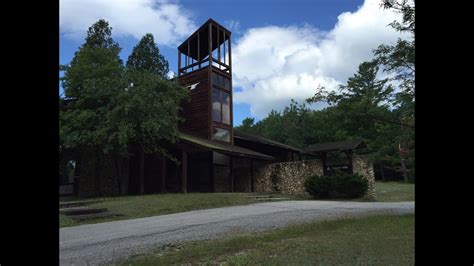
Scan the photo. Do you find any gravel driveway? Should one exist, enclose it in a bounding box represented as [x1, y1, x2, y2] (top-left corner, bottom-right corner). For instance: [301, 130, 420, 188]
[60, 200, 414, 265]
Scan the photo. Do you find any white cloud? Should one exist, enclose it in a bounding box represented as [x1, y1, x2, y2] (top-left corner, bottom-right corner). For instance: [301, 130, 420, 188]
[224, 20, 241, 34]
[60, 0, 196, 46]
[232, 0, 410, 118]
[166, 70, 175, 79]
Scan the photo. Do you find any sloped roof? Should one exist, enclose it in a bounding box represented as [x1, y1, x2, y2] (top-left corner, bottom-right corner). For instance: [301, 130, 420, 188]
[178, 132, 274, 160]
[233, 131, 303, 152]
[303, 139, 367, 154]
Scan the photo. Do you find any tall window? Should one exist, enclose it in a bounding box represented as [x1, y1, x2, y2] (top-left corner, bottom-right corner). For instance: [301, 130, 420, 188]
[212, 72, 231, 90]
[212, 88, 230, 125]
[213, 127, 230, 142]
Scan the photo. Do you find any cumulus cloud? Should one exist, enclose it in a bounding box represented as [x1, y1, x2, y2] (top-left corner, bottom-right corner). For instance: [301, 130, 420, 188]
[60, 0, 196, 46]
[232, 0, 410, 118]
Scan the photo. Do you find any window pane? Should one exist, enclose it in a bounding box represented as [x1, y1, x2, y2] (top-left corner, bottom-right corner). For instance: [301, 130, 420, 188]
[213, 127, 230, 142]
[212, 89, 221, 122]
[224, 77, 230, 90]
[212, 72, 218, 86]
[219, 75, 224, 88]
[222, 92, 230, 125]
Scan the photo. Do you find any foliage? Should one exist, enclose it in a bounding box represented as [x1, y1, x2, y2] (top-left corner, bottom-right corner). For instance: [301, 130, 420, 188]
[60, 20, 188, 195]
[60, 19, 125, 153]
[304, 174, 333, 199]
[332, 172, 368, 198]
[126, 33, 170, 79]
[304, 172, 368, 199]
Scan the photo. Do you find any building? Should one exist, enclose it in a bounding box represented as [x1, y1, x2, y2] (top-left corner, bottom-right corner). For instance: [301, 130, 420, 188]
[60, 19, 374, 198]
[60, 19, 302, 197]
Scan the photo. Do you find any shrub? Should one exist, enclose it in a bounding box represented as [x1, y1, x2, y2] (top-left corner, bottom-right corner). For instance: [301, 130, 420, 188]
[304, 174, 333, 199]
[304, 172, 368, 199]
[333, 172, 368, 198]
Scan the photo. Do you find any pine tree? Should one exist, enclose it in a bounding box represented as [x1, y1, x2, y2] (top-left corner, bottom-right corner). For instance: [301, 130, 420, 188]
[126, 33, 169, 79]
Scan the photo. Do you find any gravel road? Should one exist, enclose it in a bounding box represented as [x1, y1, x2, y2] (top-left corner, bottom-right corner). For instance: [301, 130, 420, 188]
[60, 200, 414, 265]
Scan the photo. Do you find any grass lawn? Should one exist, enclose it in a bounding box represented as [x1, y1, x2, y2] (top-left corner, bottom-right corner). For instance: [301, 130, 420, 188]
[375, 181, 415, 202]
[123, 214, 414, 265]
[60, 193, 286, 228]
[60, 182, 414, 227]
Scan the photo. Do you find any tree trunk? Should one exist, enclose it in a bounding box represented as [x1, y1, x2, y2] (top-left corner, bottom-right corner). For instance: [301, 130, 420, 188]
[400, 157, 408, 183]
[139, 144, 145, 194]
[399, 143, 408, 183]
[380, 162, 386, 181]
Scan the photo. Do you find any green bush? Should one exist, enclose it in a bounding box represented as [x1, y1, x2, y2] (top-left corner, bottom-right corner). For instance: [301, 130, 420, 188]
[304, 172, 368, 199]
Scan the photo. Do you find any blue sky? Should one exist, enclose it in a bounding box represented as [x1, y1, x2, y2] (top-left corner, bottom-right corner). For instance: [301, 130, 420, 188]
[60, 0, 405, 125]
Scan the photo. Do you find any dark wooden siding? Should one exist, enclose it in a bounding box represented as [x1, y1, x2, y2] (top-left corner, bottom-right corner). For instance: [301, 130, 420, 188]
[178, 68, 210, 139]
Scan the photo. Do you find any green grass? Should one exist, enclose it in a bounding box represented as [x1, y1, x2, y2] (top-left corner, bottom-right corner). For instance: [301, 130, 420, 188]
[60, 193, 267, 228]
[123, 214, 415, 265]
[59, 182, 414, 228]
[375, 181, 415, 202]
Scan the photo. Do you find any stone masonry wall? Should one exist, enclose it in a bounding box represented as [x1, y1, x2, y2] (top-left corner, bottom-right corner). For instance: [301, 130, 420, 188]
[352, 155, 376, 200]
[254, 159, 324, 195]
[254, 156, 376, 199]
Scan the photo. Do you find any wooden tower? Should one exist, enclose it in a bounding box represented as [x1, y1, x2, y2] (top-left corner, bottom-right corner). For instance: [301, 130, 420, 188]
[177, 19, 233, 144]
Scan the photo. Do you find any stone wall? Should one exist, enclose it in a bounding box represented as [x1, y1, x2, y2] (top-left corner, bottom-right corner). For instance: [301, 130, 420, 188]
[352, 155, 376, 200]
[253, 156, 376, 199]
[254, 159, 324, 195]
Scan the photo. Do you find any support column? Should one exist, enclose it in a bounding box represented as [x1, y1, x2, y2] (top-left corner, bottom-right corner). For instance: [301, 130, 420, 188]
[230, 156, 234, 192]
[197, 30, 200, 68]
[321, 152, 328, 176]
[345, 150, 353, 174]
[228, 33, 232, 72]
[178, 50, 181, 76]
[208, 23, 212, 66]
[160, 156, 166, 193]
[250, 159, 254, 192]
[217, 26, 221, 69]
[181, 151, 187, 193]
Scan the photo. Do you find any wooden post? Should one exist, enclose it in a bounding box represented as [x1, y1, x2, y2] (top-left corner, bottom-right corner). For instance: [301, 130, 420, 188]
[139, 145, 145, 194]
[250, 159, 254, 192]
[187, 39, 190, 70]
[209, 23, 212, 66]
[197, 30, 200, 68]
[160, 156, 166, 193]
[178, 50, 181, 77]
[321, 152, 328, 176]
[228, 33, 232, 72]
[217, 26, 220, 69]
[223, 33, 226, 66]
[209, 152, 215, 192]
[345, 150, 353, 174]
[181, 150, 187, 193]
[230, 156, 234, 192]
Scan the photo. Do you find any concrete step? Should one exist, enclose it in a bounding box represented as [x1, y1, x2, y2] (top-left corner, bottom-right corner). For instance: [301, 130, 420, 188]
[59, 200, 102, 209]
[256, 198, 291, 201]
[245, 195, 274, 199]
[60, 206, 108, 216]
[69, 211, 121, 221]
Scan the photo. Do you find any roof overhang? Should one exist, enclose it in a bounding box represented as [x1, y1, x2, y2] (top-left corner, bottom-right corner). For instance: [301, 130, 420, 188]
[302, 139, 367, 155]
[178, 132, 274, 160]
